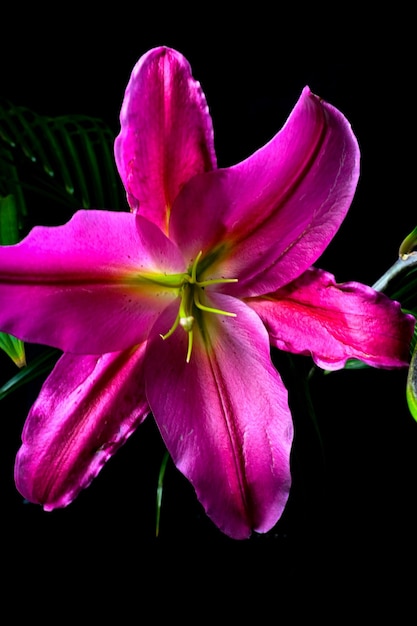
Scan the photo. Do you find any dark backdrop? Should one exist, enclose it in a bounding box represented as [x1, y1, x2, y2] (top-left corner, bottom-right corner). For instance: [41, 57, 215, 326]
[1, 9, 415, 615]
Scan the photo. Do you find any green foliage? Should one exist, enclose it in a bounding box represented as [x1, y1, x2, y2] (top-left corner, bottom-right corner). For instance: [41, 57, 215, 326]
[369, 228, 417, 421]
[406, 345, 417, 422]
[0, 193, 20, 244]
[0, 97, 126, 231]
[379, 260, 417, 357]
[156, 451, 170, 537]
[0, 348, 59, 401]
[396, 252, 417, 422]
[0, 98, 126, 394]
[0, 194, 26, 365]
[0, 331, 26, 368]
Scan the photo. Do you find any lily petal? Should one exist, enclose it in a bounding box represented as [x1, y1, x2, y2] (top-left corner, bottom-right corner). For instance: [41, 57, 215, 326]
[0, 210, 185, 353]
[15, 345, 149, 509]
[114, 46, 216, 234]
[247, 267, 415, 370]
[170, 86, 360, 296]
[145, 295, 293, 539]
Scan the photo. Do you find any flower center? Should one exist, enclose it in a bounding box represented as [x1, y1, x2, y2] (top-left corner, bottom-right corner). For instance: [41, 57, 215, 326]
[160, 251, 237, 362]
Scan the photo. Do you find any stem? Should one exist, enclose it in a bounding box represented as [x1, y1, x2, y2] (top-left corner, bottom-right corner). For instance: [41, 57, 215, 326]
[372, 254, 417, 292]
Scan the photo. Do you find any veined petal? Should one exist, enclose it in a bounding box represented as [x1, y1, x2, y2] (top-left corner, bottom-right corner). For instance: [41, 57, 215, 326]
[247, 267, 415, 370]
[145, 295, 293, 539]
[114, 46, 216, 234]
[170, 86, 360, 296]
[15, 345, 149, 509]
[0, 210, 185, 353]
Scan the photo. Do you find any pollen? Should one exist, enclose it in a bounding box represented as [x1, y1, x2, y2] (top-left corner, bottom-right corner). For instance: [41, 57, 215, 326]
[179, 316, 194, 332]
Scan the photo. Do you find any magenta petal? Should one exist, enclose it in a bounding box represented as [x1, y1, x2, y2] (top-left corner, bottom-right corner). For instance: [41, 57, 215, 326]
[15, 346, 149, 509]
[0, 210, 185, 353]
[114, 46, 216, 234]
[170, 86, 360, 295]
[247, 267, 415, 370]
[145, 296, 293, 539]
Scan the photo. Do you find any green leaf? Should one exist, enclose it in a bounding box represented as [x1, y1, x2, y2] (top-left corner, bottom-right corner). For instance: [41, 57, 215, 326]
[0, 194, 26, 365]
[155, 450, 170, 537]
[0, 146, 28, 224]
[0, 101, 129, 397]
[0, 193, 20, 244]
[0, 331, 26, 367]
[0, 97, 126, 230]
[0, 100, 127, 380]
[337, 358, 369, 371]
[407, 342, 417, 422]
[0, 348, 60, 401]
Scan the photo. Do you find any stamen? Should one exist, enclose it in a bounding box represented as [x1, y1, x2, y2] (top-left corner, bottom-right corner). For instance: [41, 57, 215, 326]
[190, 251, 202, 283]
[193, 289, 236, 317]
[160, 310, 180, 340]
[132, 273, 185, 288]
[185, 328, 193, 363]
[159, 250, 238, 363]
[197, 277, 238, 287]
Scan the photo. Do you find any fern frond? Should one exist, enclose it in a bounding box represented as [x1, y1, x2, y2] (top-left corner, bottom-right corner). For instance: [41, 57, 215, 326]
[0, 98, 126, 231]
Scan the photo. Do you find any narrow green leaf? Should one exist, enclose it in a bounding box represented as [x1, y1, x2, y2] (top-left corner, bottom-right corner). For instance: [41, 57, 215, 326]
[1, 99, 126, 223]
[96, 127, 125, 210]
[0, 331, 26, 367]
[0, 348, 60, 401]
[0, 100, 53, 178]
[37, 116, 76, 193]
[0, 147, 28, 221]
[407, 342, 417, 422]
[0, 194, 26, 365]
[0, 194, 20, 244]
[80, 123, 105, 207]
[285, 354, 325, 463]
[0, 100, 34, 159]
[155, 450, 170, 537]
[56, 121, 90, 204]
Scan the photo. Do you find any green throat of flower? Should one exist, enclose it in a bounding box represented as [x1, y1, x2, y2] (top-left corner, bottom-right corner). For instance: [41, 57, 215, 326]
[160, 251, 238, 362]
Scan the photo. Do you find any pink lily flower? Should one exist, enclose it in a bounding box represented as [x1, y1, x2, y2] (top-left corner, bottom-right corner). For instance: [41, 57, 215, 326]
[0, 47, 414, 539]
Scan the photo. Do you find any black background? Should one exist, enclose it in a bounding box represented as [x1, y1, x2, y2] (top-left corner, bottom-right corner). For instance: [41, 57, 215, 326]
[1, 8, 415, 616]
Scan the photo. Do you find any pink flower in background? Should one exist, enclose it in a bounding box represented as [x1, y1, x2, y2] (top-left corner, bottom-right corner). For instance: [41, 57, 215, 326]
[0, 47, 413, 539]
